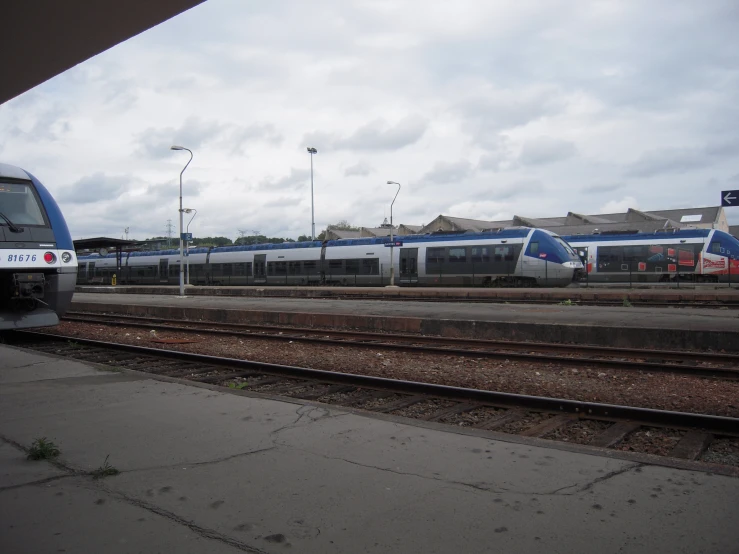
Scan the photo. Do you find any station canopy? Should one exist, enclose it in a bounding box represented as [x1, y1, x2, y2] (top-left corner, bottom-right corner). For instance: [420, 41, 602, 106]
[73, 237, 139, 254]
[1, 0, 205, 105]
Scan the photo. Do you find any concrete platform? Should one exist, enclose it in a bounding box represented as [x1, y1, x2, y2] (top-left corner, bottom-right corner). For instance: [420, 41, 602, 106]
[1, 345, 738, 553]
[69, 292, 739, 352]
[76, 283, 739, 304]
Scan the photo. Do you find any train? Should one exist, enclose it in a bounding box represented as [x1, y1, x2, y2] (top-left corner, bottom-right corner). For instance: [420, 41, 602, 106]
[0, 163, 77, 330]
[562, 228, 739, 283]
[77, 228, 583, 288]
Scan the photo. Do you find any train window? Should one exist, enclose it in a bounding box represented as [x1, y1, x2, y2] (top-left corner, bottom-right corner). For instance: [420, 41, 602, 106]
[494, 246, 509, 262]
[223, 264, 233, 276]
[288, 261, 301, 275]
[448, 247, 466, 263]
[362, 259, 379, 275]
[0, 182, 46, 226]
[346, 259, 360, 274]
[711, 242, 721, 254]
[234, 263, 246, 276]
[426, 248, 445, 263]
[303, 261, 317, 274]
[471, 247, 490, 263]
[329, 260, 343, 270]
[530, 242, 539, 255]
[274, 261, 287, 275]
[623, 246, 645, 261]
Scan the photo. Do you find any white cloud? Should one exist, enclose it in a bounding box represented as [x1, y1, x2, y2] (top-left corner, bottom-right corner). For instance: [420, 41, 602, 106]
[3, 0, 739, 241]
[600, 196, 639, 214]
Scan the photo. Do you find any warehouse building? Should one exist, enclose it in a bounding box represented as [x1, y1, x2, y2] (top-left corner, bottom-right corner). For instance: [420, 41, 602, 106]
[385, 206, 730, 238]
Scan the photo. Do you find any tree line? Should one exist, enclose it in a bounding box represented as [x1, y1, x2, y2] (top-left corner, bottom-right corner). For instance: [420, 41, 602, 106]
[142, 220, 360, 249]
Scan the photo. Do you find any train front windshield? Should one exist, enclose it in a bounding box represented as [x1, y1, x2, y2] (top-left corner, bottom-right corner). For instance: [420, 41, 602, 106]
[553, 236, 579, 260]
[0, 182, 46, 227]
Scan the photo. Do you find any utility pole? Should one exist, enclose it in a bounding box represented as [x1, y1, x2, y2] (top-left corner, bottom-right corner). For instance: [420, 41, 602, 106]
[166, 219, 175, 248]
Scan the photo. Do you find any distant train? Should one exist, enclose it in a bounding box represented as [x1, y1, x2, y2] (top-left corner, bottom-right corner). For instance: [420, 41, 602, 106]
[562, 229, 739, 283]
[78, 228, 583, 288]
[0, 163, 77, 330]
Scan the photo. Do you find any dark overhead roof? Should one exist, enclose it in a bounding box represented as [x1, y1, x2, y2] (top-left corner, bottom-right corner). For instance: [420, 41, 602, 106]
[1, 0, 205, 105]
[73, 237, 139, 250]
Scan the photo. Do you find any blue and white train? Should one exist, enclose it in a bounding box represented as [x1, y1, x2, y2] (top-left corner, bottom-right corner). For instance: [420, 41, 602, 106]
[0, 163, 78, 330]
[78, 228, 583, 288]
[562, 229, 739, 283]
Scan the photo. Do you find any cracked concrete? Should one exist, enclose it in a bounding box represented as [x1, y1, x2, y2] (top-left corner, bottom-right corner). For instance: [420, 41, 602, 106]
[1, 344, 738, 553]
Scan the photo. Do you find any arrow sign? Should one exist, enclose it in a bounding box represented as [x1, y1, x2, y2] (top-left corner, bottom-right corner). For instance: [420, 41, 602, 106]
[722, 190, 739, 207]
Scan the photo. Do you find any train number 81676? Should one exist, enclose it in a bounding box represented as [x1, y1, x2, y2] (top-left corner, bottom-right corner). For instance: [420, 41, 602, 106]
[4, 254, 37, 262]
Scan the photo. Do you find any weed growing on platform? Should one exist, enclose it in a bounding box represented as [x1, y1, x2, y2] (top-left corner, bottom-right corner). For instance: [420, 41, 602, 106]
[228, 382, 249, 390]
[622, 298, 633, 307]
[27, 437, 60, 460]
[559, 299, 575, 306]
[92, 455, 120, 479]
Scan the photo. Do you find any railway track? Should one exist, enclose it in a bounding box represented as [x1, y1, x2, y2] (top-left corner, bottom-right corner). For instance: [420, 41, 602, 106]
[63, 311, 739, 380]
[6, 331, 739, 474]
[329, 295, 739, 309]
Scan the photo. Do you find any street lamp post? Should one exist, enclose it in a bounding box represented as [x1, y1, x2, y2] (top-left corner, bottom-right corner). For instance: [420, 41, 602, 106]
[170, 145, 193, 297]
[387, 181, 401, 287]
[184, 208, 197, 285]
[307, 147, 317, 240]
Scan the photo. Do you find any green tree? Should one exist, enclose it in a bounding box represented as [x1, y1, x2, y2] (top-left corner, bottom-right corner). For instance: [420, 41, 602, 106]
[327, 220, 359, 231]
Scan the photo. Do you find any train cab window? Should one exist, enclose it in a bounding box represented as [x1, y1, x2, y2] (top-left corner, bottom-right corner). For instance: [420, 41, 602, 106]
[448, 247, 466, 263]
[426, 248, 445, 264]
[711, 242, 721, 254]
[530, 242, 539, 256]
[0, 183, 46, 226]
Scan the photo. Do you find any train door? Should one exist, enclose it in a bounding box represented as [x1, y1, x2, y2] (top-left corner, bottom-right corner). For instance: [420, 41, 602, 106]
[399, 248, 418, 284]
[576, 246, 589, 283]
[320, 242, 328, 284]
[254, 254, 267, 284]
[158, 259, 169, 284]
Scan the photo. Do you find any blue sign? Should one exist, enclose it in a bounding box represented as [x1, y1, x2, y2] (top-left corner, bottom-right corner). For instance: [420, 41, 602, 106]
[384, 241, 403, 247]
[181, 233, 193, 241]
[722, 190, 739, 207]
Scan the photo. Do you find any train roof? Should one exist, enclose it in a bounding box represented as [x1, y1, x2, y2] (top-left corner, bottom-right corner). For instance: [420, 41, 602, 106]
[561, 229, 713, 242]
[0, 162, 31, 180]
[78, 228, 538, 260]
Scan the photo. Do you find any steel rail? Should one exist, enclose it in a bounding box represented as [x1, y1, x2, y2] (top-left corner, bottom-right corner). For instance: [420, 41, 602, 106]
[17, 331, 739, 435]
[62, 313, 739, 380]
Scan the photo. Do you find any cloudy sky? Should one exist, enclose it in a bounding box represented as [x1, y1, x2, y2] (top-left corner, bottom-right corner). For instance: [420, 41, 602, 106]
[2, 0, 738, 241]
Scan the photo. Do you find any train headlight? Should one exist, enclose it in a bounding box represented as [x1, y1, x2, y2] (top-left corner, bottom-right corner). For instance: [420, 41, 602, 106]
[61, 252, 72, 263]
[44, 252, 56, 264]
[562, 261, 583, 268]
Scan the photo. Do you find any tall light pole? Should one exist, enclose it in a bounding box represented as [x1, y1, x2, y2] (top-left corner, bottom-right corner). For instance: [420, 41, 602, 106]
[170, 145, 193, 297]
[307, 147, 317, 240]
[184, 208, 197, 285]
[387, 180, 401, 287]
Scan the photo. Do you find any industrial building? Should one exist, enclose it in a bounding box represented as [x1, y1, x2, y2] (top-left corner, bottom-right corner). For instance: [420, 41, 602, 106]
[342, 206, 734, 239]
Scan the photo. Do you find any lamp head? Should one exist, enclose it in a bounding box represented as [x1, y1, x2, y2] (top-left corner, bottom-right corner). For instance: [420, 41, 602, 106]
[171, 145, 185, 151]
[307, 147, 318, 154]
